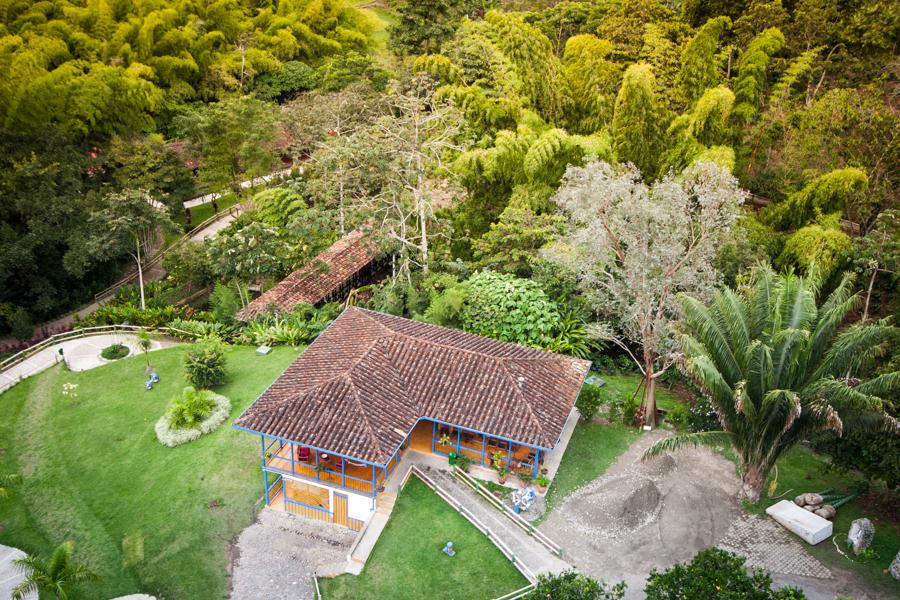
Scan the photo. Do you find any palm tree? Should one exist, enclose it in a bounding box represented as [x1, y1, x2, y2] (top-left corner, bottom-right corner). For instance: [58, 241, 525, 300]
[136, 330, 153, 367]
[12, 541, 99, 599]
[645, 265, 899, 502]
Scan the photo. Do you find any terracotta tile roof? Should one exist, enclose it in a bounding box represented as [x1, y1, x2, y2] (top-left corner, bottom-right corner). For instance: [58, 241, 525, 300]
[234, 307, 591, 464]
[236, 230, 378, 321]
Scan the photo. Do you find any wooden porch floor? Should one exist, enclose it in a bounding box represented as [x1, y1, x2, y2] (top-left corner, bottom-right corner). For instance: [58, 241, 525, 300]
[267, 443, 383, 494]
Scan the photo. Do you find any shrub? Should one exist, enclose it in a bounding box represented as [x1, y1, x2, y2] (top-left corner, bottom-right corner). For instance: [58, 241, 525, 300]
[9, 307, 33, 341]
[455, 454, 473, 473]
[167, 318, 234, 341]
[100, 344, 130, 360]
[155, 387, 231, 447]
[77, 304, 198, 328]
[621, 395, 640, 426]
[576, 384, 604, 422]
[183, 337, 227, 388]
[210, 283, 242, 324]
[644, 548, 805, 599]
[523, 570, 625, 600]
[687, 396, 720, 432]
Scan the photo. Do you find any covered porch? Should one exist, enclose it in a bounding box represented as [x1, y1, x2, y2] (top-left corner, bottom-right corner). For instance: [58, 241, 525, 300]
[407, 419, 545, 481]
[262, 435, 400, 496]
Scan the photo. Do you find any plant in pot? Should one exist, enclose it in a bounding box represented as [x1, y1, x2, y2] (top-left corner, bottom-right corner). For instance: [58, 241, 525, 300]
[456, 454, 473, 473]
[491, 451, 504, 469]
[517, 471, 534, 488]
[497, 466, 510, 484]
[536, 474, 550, 493]
[439, 433, 452, 447]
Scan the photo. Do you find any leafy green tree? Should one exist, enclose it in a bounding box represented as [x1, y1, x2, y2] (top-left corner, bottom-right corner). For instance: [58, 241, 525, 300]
[777, 217, 852, 279]
[106, 134, 196, 211]
[524, 569, 625, 600]
[207, 222, 284, 306]
[162, 241, 216, 291]
[251, 61, 317, 101]
[473, 203, 566, 276]
[732, 27, 785, 124]
[89, 189, 177, 310]
[645, 264, 900, 501]
[764, 168, 868, 230]
[8, 306, 34, 341]
[390, 0, 483, 55]
[561, 34, 621, 133]
[849, 210, 900, 321]
[612, 63, 666, 177]
[644, 548, 804, 599]
[660, 85, 735, 175]
[175, 96, 279, 196]
[597, 0, 677, 62]
[12, 541, 100, 600]
[677, 16, 731, 106]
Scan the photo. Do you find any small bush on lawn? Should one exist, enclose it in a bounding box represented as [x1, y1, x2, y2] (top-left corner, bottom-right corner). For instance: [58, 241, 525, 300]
[523, 570, 625, 600]
[100, 344, 130, 360]
[576, 383, 603, 422]
[184, 337, 227, 387]
[665, 403, 688, 428]
[156, 386, 231, 447]
[644, 548, 806, 599]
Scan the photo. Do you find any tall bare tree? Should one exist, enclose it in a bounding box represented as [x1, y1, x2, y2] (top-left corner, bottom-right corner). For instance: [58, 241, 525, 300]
[547, 160, 745, 426]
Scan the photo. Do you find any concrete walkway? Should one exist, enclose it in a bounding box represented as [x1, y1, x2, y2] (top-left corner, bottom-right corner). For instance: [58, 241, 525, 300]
[0, 544, 37, 600]
[1, 333, 181, 394]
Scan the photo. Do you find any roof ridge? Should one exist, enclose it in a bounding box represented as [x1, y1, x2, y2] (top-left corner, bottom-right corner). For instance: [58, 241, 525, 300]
[497, 359, 548, 446]
[342, 373, 388, 458]
[351, 307, 573, 365]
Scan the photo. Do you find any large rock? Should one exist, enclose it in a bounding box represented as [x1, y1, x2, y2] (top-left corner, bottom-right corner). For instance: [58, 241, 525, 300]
[766, 500, 833, 545]
[890, 551, 900, 581]
[847, 518, 875, 555]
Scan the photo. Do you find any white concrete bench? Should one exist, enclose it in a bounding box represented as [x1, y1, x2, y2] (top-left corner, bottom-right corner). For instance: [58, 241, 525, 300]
[765, 500, 833, 545]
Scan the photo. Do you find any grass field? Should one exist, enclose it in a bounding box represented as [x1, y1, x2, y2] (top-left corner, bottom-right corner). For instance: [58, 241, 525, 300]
[0, 344, 299, 599]
[747, 446, 900, 596]
[319, 476, 528, 599]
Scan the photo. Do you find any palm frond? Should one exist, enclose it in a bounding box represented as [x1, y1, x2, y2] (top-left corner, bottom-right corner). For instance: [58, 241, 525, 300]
[642, 431, 735, 460]
[854, 371, 900, 398]
[814, 319, 897, 380]
[679, 294, 742, 384]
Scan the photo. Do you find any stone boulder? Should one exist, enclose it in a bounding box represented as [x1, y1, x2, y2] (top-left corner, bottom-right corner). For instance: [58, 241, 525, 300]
[889, 551, 900, 581]
[847, 518, 875, 555]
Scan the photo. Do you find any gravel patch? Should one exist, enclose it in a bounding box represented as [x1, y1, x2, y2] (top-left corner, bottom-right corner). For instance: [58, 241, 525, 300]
[230, 510, 356, 600]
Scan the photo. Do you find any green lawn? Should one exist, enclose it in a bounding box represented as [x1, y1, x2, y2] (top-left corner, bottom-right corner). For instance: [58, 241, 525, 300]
[188, 192, 240, 229]
[747, 446, 900, 597]
[542, 422, 639, 517]
[354, 2, 398, 66]
[596, 372, 683, 411]
[319, 476, 528, 600]
[0, 344, 299, 599]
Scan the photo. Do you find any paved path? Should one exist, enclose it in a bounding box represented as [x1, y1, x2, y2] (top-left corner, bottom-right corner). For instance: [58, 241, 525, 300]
[1, 333, 181, 394]
[230, 510, 354, 600]
[0, 544, 37, 600]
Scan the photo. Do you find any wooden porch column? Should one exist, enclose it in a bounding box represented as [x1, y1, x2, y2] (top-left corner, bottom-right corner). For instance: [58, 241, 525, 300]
[480, 433, 486, 465]
[341, 458, 345, 488]
[431, 420, 436, 453]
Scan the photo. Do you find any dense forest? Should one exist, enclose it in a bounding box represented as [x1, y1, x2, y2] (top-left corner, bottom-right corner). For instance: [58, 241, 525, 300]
[1, 0, 898, 461]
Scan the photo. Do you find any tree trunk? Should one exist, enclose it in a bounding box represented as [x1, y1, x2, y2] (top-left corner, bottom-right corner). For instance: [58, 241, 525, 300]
[862, 267, 877, 322]
[740, 464, 765, 503]
[642, 354, 657, 427]
[135, 236, 146, 311]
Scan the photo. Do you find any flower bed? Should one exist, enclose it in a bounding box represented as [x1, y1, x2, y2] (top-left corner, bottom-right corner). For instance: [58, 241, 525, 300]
[155, 391, 231, 447]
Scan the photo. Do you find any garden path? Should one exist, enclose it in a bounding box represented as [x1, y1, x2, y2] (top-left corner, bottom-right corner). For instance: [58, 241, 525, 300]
[0, 333, 180, 394]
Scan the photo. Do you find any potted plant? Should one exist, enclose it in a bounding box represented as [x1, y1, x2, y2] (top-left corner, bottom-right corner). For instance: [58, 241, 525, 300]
[536, 474, 550, 493]
[497, 466, 509, 484]
[491, 451, 504, 469]
[456, 454, 473, 473]
[439, 433, 452, 447]
[517, 471, 533, 488]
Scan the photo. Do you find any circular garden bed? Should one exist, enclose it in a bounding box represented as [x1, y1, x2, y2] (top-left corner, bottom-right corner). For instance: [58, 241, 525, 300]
[100, 343, 130, 360]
